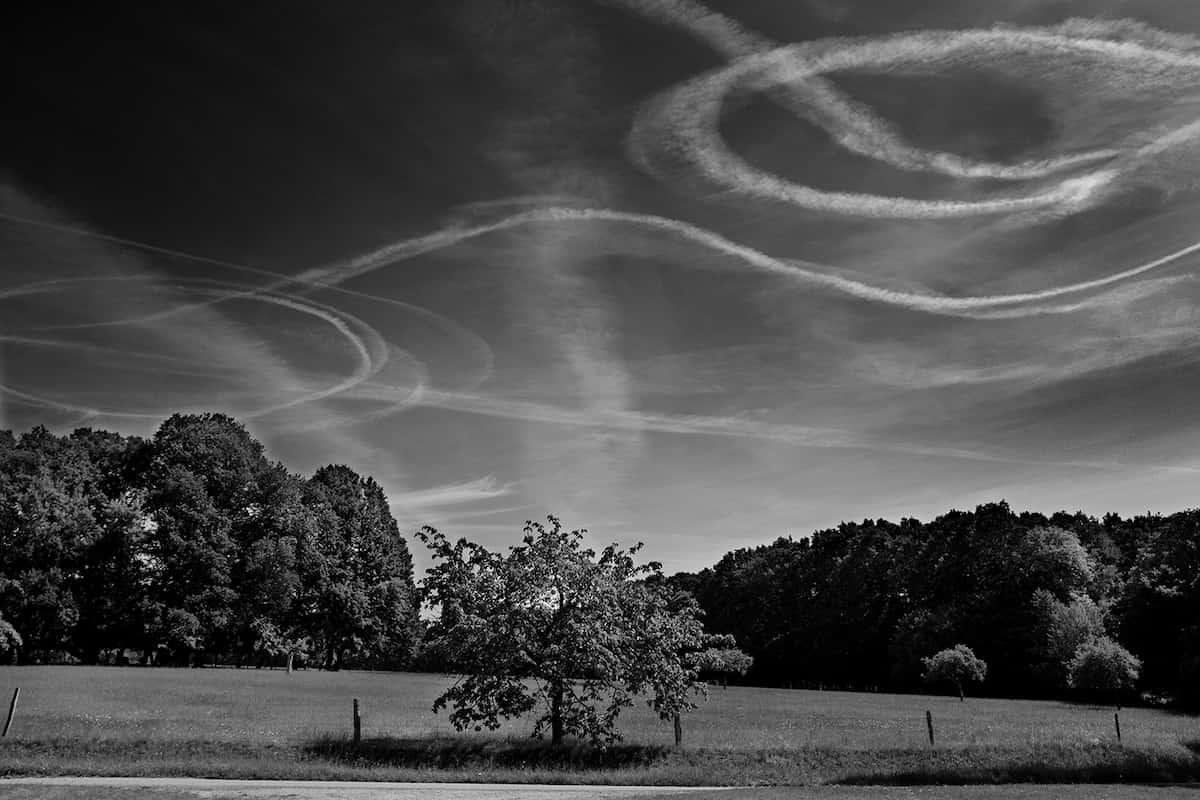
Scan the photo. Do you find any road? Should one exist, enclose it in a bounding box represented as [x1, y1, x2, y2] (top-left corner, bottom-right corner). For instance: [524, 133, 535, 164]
[1, 778, 1198, 800]
[0, 777, 711, 800]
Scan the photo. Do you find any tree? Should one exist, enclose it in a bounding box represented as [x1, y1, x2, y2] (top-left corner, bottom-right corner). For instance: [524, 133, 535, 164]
[140, 413, 270, 662]
[1068, 636, 1140, 705]
[305, 465, 418, 670]
[418, 516, 743, 746]
[1031, 589, 1107, 689]
[690, 634, 754, 687]
[923, 644, 988, 701]
[0, 615, 20, 663]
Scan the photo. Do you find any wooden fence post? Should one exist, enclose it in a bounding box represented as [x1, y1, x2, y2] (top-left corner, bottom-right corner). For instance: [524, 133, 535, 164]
[353, 698, 361, 746]
[1114, 711, 1121, 743]
[3, 688, 19, 738]
[925, 709, 934, 747]
[673, 713, 682, 747]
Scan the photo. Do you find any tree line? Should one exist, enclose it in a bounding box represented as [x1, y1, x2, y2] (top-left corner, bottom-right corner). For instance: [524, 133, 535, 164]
[0, 413, 419, 669]
[668, 502, 1200, 708]
[2, 414, 1197, 710]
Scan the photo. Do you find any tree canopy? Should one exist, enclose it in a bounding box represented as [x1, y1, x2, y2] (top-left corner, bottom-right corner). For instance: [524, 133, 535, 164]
[668, 502, 1192, 706]
[0, 414, 419, 668]
[6, 417, 1199, 711]
[923, 644, 988, 701]
[1068, 637, 1141, 700]
[418, 516, 747, 745]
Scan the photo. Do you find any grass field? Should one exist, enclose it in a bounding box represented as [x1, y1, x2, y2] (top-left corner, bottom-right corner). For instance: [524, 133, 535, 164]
[0, 666, 1198, 786]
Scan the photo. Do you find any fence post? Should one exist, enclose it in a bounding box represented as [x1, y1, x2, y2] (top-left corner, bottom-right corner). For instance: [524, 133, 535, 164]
[1114, 711, 1121, 743]
[3, 688, 19, 738]
[925, 709, 934, 747]
[673, 713, 682, 747]
[353, 698, 361, 746]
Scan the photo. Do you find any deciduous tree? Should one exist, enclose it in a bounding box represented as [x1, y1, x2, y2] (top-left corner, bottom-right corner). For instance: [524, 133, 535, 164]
[923, 644, 988, 701]
[1068, 636, 1140, 705]
[418, 516, 744, 745]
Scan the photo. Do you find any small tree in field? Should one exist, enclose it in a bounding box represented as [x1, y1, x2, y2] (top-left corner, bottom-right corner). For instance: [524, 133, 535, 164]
[923, 644, 987, 701]
[417, 516, 746, 746]
[1068, 636, 1140, 707]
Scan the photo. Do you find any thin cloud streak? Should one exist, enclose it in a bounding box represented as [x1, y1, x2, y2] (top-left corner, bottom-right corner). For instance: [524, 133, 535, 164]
[296, 206, 1200, 317]
[340, 383, 1200, 475]
[389, 476, 516, 510]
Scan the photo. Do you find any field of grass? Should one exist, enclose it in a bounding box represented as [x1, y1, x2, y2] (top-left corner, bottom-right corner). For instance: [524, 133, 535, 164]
[0, 666, 1197, 786]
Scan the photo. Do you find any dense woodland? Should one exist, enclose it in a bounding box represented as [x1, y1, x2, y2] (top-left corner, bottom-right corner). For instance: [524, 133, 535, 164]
[1, 414, 1198, 709]
[667, 504, 1200, 708]
[0, 414, 419, 669]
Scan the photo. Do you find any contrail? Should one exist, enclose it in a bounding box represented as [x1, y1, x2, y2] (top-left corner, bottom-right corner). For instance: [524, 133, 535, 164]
[5, 210, 1198, 469]
[9, 200, 1197, 340]
[0, 211, 496, 391]
[273, 343, 430, 433]
[610, 0, 1200, 218]
[299, 206, 1200, 316]
[604, 0, 1120, 182]
[8, 0, 1200, 469]
[0, 274, 397, 422]
[344, 383, 1200, 475]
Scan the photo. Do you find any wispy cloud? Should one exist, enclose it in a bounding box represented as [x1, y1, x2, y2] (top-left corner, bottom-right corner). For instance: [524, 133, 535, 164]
[389, 476, 516, 511]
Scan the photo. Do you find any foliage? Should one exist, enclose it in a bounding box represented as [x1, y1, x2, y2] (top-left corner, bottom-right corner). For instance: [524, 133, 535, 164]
[418, 516, 745, 745]
[668, 502, 1199, 705]
[1031, 589, 1107, 688]
[0, 415, 418, 668]
[922, 645, 988, 699]
[5, 413, 1198, 710]
[691, 639, 754, 678]
[304, 465, 419, 670]
[1068, 636, 1141, 695]
[0, 614, 20, 662]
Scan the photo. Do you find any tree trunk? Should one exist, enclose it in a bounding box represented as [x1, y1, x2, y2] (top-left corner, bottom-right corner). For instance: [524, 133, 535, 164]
[287, 651, 294, 674]
[550, 679, 564, 745]
[958, 683, 964, 702]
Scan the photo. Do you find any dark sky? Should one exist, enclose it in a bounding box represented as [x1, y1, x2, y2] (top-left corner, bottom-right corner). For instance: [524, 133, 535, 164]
[6, 0, 1200, 572]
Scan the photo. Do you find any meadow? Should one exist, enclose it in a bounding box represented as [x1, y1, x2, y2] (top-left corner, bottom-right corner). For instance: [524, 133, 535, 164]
[0, 666, 1198, 785]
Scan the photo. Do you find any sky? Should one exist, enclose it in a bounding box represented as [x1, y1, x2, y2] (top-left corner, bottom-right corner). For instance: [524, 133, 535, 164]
[6, 0, 1200, 574]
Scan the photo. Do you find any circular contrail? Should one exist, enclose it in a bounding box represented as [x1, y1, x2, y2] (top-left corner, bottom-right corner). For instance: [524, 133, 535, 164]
[629, 27, 1200, 218]
[0, 211, 496, 392]
[605, 0, 1200, 220]
[606, 0, 1178, 183]
[0, 276, 400, 422]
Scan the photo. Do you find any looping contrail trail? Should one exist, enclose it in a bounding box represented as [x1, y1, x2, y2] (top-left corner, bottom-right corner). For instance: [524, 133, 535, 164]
[0, 275, 405, 423]
[6, 0, 1200, 473]
[611, 0, 1200, 218]
[0, 210, 496, 391]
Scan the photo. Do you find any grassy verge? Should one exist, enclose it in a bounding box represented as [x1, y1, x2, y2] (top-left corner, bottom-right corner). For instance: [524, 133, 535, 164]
[2, 736, 1199, 786]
